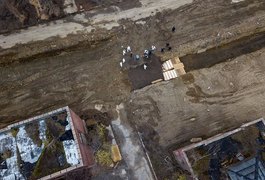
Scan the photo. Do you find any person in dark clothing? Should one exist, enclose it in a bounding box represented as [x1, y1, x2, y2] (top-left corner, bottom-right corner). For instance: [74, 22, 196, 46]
[172, 26, 176, 32]
[168, 47, 172, 51]
[166, 43, 170, 47]
[161, 48, 165, 52]
[148, 50, 152, 56]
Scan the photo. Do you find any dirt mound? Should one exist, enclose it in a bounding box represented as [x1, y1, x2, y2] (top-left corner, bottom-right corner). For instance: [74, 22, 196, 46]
[0, 0, 98, 34]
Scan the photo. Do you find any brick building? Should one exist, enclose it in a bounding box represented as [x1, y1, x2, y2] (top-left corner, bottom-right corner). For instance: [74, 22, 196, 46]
[0, 106, 95, 180]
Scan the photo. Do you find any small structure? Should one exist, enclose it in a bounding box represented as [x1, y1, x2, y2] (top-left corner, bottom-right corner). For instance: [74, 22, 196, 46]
[174, 118, 265, 180]
[0, 107, 94, 180]
[162, 57, 186, 81]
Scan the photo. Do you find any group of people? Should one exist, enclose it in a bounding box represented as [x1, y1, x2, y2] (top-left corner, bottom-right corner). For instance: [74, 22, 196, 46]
[119, 45, 157, 70]
[119, 26, 176, 70]
[161, 43, 172, 53]
[120, 46, 132, 67]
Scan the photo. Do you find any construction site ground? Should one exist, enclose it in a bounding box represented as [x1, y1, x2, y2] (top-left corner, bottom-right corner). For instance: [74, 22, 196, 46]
[1, 0, 265, 179]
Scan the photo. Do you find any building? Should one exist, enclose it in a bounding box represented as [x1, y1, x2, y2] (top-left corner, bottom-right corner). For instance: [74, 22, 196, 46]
[174, 118, 265, 180]
[0, 106, 94, 180]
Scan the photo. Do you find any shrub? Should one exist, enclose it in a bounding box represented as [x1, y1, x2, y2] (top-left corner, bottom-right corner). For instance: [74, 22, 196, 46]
[96, 149, 113, 167]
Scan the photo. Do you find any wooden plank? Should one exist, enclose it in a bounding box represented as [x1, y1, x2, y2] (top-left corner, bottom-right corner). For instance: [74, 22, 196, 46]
[111, 145, 122, 163]
[152, 79, 163, 84]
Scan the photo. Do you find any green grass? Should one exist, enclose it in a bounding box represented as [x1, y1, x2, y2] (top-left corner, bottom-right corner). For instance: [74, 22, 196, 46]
[96, 149, 113, 167]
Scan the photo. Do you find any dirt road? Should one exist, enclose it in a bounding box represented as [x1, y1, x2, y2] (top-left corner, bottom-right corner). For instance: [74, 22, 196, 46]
[0, 0, 265, 63]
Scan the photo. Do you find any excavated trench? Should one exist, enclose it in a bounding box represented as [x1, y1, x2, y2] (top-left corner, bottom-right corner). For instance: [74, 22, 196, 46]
[180, 31, 265, 72]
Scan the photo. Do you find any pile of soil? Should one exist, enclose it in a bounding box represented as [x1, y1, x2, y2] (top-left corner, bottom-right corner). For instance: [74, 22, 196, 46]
[0, 0, 97, 34]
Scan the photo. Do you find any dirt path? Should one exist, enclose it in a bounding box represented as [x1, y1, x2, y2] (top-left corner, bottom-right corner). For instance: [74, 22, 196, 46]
[0, 0, 193, 49]
[0, 0, 264, 63]
[112, 104, 155, 180]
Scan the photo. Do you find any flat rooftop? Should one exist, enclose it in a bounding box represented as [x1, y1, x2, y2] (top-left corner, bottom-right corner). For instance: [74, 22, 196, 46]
[0, 107, 81, 179]
[174, 118, 265, 179]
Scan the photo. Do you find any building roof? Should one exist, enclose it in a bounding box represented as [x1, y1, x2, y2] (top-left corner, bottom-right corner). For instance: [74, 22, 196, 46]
[227, 156, 265, 180]
[174, 118, 265, 180]
[0, 107, 82, 180]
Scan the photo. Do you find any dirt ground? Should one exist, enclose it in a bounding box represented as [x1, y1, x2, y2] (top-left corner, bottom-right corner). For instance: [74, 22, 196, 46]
[1, 0, 264, 120]
[0, 0, 140, 34]
[126, 47, 265, 178]
[128, 55, 163, 90]
[1, 0, 265, 62]
[130, 50, 265, 136]
[1, 0, 265, 179]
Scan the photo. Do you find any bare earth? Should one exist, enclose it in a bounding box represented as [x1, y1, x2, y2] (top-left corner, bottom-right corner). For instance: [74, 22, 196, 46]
[127, 47, 265, 148]
[1, 0, 265, 123]
[1, 0, 265, 179]
[124, 47, 265, 179]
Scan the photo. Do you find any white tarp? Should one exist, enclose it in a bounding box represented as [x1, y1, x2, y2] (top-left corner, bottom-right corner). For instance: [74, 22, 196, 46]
[62, 140, 80, 165]
[16, 126, 44, 164]
[63, 116, 80, 165]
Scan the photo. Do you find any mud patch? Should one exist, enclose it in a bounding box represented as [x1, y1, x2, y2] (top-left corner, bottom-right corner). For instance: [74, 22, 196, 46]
[181, 73, 195, 84]
[128, 55, 163, 90]
[81, 109, 112, 126]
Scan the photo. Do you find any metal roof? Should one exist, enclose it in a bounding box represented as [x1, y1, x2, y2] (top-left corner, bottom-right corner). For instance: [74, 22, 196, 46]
[227, 156, 265, 180]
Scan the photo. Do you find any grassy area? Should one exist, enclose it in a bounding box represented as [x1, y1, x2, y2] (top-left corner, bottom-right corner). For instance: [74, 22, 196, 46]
[96, 149, 113, 167]
[31, 140, 69, 179]
[94, 123, 114, 167]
